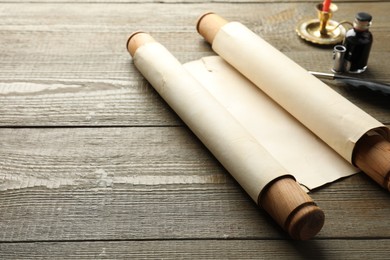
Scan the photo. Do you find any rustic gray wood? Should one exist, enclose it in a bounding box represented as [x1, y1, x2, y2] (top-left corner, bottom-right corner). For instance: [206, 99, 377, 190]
[0, 1, 389, 259]
[0, 3, 389, 126]
[0, 127, 389, 241]
[1, 240, 390, 259]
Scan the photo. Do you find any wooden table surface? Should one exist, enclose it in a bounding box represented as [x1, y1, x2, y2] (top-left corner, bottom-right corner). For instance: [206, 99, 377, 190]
[1, 1, 389, 259]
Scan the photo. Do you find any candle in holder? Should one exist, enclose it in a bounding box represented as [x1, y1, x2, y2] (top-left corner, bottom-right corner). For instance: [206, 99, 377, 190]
[296, 2, 345, 45]
[322, 0, 332, 12]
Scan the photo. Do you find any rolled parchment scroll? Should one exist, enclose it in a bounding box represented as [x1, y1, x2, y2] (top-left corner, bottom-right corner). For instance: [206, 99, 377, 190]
[197, 12, 390, 191]
[127, 32, 325, 240]
[183, 56, 357, 190]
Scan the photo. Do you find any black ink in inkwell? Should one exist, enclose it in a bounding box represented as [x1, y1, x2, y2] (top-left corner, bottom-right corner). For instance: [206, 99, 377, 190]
[343, 12, 373, 73]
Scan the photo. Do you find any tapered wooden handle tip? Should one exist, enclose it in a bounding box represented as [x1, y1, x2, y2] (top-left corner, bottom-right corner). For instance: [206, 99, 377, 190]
[260, 178, 325, 240]
[127, 31, 156, 57]
[287, 203, 325, 240]
[354, 134, 390, 191]
[196, 12, 228, 44]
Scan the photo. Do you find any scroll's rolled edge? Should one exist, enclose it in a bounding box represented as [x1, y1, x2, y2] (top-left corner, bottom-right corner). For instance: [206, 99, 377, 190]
[352, 126, 390, 164]
[353, 127, 390, 191]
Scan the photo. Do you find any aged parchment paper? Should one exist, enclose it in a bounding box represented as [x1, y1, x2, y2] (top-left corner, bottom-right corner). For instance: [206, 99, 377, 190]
[184, 56, 357, 190]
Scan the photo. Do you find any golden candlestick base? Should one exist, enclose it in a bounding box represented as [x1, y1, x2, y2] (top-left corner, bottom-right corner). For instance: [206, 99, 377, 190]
[296, 4, 346, 45]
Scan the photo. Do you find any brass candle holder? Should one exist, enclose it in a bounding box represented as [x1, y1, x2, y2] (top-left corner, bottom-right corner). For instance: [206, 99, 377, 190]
[296, 3, 346, 45]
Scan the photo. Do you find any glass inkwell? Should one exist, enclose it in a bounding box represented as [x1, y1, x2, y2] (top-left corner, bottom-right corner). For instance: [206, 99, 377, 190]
[343, 12, 373, 73]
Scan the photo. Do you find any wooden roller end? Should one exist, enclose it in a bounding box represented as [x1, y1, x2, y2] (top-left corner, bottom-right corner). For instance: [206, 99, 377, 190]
[353, 134, 390, 191]
[260, 177, 325, 240]
[196, 12, 228, 45]
[126, 31, 156, 57]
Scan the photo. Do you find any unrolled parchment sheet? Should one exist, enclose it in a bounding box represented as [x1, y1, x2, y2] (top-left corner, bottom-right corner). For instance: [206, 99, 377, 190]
[211, 22, 390, 163]
[184, 56, 358, 190]
[133, 41, 291, 202]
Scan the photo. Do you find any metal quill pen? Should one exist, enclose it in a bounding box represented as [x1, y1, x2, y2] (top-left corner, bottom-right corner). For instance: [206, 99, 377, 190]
[309, 71, 390, 95]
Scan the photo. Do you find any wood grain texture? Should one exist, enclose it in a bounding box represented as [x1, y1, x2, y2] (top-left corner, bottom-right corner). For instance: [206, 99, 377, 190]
[0, 3, 389, 126]
[0, 127, 389, 242]
[0, 0, 385, 3]
[0, 240, 390, 259]
[0, 1, 389, 258]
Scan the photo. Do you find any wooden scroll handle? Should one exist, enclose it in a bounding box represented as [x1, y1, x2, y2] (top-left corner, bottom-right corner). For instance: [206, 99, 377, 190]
[127, 30, 324, 240]
[354, 134, 390, 191]
[260, 177, 324, 240]
[127, 31, 155, 57]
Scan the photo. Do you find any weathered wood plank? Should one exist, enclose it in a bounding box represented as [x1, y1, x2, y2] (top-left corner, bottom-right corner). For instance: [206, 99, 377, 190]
[0, 127, 389, 241]
[0, 239, 389, 259]
[0, 1, 389, 258]
[0, 0, 385, 3]
[0, 3, 389, 126]
[0, 175, 389, 241]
